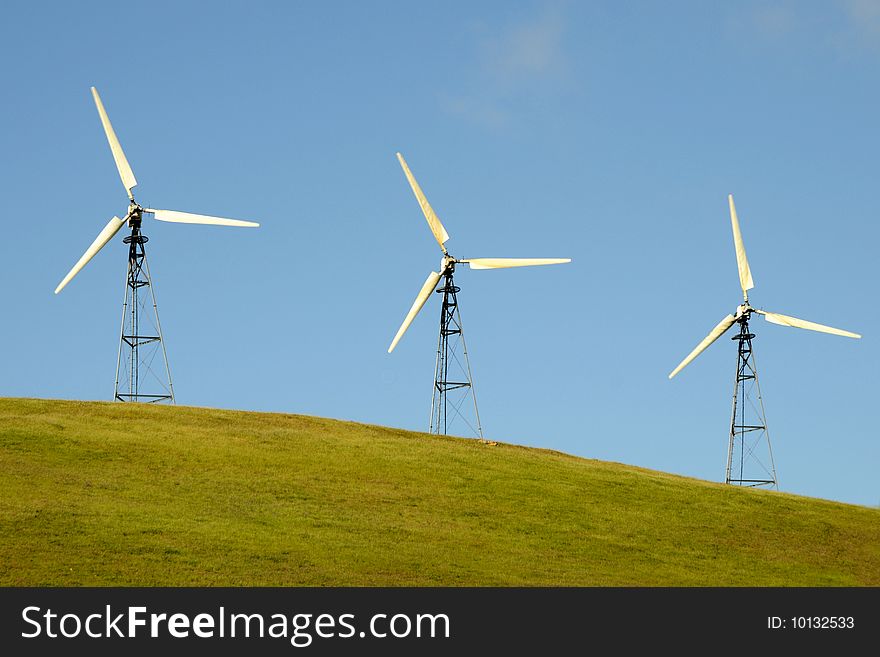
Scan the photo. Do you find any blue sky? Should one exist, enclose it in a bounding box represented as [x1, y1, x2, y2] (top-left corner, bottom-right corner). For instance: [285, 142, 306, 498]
[0, 1, 877, 506]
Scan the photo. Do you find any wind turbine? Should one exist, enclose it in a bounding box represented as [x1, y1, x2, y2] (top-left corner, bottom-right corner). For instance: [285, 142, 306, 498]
[55, 86, 259, 403]
[388, 152, 570, 438]
[668, 194, 860, 488]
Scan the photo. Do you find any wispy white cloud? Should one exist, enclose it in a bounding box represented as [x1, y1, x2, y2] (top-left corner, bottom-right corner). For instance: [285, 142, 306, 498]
[482, 11, 566, 85]
[738, 1, 880, 52]
[841, 0, 880, 39]
[750, 4, 799, 39]
[441, 95, 512, 130]
[443, 6, 569, 129]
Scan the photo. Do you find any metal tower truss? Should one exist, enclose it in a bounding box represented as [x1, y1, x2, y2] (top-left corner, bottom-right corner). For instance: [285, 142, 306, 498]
[114, 217, 175, 403]
[431, 265, 483, 439]
[726, 315, 776, 488]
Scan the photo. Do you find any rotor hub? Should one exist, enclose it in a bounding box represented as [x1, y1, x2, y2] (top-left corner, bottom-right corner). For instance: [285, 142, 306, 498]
[127, 203, 144, 227]
[736, 303, 753, 318]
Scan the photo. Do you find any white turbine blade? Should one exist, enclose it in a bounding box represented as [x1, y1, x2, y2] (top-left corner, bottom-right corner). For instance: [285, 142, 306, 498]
[464, 257, 571, 270]
[146, 209, 259, 228]
[396, 152, 450, 253]
[668, 314, 737, 379]
[757, 310, 861, 339]
[55, 216, 126, 294]
[91, 87, 137, 199]
[728, 194, 754, 299]
[388, 271, 442, 353]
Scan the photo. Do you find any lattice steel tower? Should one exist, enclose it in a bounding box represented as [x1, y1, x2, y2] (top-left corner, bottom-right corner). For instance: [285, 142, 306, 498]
[114, 213, 174, 403]
[726, 315, 776, 488]
[430, 263, 482, 438]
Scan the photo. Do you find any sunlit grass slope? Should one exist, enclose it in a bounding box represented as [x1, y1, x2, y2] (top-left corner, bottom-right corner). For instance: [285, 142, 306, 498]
[0, 398, 878, 586]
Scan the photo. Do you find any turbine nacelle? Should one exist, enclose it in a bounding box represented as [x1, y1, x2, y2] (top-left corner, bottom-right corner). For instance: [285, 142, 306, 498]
[126, 203, 142, 225]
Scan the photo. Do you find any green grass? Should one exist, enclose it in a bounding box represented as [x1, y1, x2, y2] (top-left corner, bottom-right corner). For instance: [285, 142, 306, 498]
[0, 397, 878, 586]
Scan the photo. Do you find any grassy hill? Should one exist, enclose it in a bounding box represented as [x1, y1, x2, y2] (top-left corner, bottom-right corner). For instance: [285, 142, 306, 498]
[0, 397, 878, 586]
